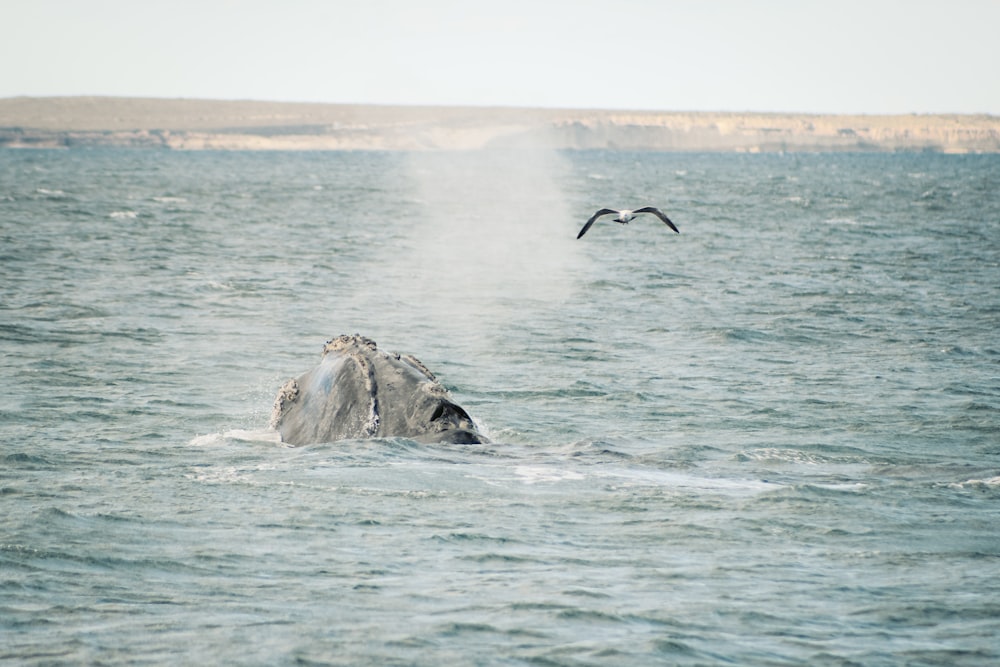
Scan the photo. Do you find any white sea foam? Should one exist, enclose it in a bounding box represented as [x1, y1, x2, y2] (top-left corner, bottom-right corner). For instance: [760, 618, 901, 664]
[513, 465, 586, 484]
[953, 476, 1000, 489]
[597, 466, 779, 494]
[188, 429, 283, 447]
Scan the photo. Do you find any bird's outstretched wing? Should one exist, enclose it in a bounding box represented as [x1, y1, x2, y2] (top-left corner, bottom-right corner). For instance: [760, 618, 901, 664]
[633, 206, 680, 233]
[577, 208, 619, 239]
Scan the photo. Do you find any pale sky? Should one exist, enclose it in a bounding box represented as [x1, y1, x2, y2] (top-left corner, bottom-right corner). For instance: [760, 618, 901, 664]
[2, 0, 998, 115]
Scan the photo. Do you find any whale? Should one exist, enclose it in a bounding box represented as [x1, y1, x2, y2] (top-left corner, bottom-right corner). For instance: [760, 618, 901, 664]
[271, 334, 487, 445]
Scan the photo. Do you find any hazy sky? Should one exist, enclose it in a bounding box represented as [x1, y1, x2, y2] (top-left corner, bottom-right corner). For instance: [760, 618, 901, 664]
[3, 0, 997, 114]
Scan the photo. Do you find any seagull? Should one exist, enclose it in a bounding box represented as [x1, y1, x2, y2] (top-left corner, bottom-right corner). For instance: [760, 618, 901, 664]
[576, 207, 680, 239]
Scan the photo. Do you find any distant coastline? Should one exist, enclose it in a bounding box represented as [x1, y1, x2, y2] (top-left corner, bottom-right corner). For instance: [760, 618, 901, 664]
[2, 96, 998, 153]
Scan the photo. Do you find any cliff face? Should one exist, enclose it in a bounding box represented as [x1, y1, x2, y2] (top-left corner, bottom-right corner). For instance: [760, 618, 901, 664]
[2, 97, 998, 152]
[532, 114, 1000, 153]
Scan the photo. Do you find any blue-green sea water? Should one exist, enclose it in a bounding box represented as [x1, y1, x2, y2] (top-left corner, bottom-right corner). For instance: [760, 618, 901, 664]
[2, 147, 999, 665]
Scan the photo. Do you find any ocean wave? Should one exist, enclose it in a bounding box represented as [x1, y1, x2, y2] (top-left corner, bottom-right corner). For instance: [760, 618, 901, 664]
[736, 447, 872, 465]
[952, 476, 1000, 491]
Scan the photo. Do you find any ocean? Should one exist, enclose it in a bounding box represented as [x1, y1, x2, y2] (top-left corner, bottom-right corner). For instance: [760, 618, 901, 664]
[2, 147, 999, 665]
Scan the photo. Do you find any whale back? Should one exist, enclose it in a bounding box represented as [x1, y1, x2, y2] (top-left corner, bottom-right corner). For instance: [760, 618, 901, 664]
[271, 335, 486, 445]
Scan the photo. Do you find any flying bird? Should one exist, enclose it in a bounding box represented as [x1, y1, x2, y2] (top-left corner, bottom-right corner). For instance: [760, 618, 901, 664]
[576, 207, 680, 239]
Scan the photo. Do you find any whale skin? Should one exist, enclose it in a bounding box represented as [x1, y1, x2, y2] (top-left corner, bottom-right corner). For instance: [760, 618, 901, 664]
[271, 334, 486, 445]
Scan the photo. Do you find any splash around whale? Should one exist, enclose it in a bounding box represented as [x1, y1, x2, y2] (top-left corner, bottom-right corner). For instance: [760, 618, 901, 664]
[271, 335, 487, 445]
